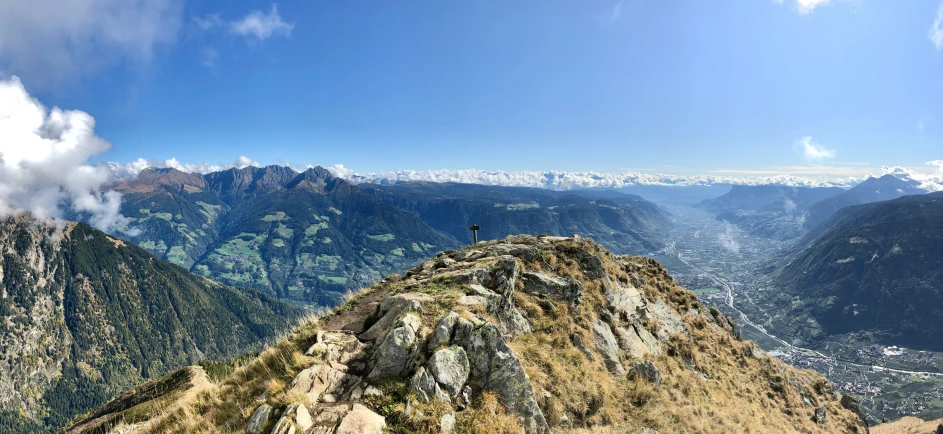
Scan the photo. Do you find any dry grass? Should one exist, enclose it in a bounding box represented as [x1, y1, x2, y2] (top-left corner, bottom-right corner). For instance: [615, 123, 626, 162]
[69, 238, 867, 434]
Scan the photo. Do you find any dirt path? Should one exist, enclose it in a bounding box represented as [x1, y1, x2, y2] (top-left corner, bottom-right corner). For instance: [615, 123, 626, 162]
[321, 286, 390, 334]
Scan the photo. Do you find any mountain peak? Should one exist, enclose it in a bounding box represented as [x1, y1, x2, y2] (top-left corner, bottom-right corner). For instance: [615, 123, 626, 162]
[66, 235, 867, 434]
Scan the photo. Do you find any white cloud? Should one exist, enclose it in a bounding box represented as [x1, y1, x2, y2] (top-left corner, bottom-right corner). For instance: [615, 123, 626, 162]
[793, 137, 836, 162]
[796, 0, 832, 14]
[231, 4, 293, 41]
[193, 14, 223, 31]
[930, 3, 943, 50]
[0, 76, 133, 232]
[107, 155, 260, 179]
[881, 161, 943, 192]
[0, 0, 182, 87]
[323, 166, 862, 189]
[227, 156, 260, 169]
[918, 115, 933, 132]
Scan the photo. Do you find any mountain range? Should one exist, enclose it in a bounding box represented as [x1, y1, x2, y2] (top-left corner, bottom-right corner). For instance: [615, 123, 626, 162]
[697, 175, 927, 240]
[0, 217, 304, 433]
[107, 166, 672, 306]
[63, 235, 868, 434]
[770, 191, 943, 350]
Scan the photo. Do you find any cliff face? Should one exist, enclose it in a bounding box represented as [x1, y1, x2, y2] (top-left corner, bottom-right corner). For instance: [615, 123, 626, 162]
[0, 217, 305, 433]
[67, 235, 868, 434]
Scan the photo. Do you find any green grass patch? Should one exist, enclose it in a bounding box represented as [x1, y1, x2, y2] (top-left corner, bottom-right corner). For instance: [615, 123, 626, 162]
[305, 222, 328, 236]
[261, 212, 289, 222]
[367, 233, 395, 242]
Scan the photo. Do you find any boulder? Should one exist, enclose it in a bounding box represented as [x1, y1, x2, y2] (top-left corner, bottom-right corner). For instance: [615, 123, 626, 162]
[427, 346, 470, 397]
[570, 333, 595, 361]
[454, 322, 549, 434]
[647, 300, 687, 342]
[615, 324, 662, 360]
[629, 360, 662, 386]
[360, 294, 431, 341]
[429, 312, 459, 349]
[246, 404, 272, 434]
[521, 271, 584, 306]
[368, 314, 421, 379]
[592, 319, 626, 376]
[814, 405, 827, 425]
[409, 366, 449, 403]
[335, 404, 386, 434]
[840, 394, 869, 430]
[289, 358, 360, 403]
[607, 280, 646, 320]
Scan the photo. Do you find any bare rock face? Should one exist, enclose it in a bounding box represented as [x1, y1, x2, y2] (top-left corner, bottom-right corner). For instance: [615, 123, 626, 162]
[454, 322, 549, 434]
[368, 314, 421, 379]
[592, 319, 626, 376]
[426, 346, 470, 398]
[521, 271, 584, 307]
[245, 404, 272, 434]
[335, 404, 386, 434]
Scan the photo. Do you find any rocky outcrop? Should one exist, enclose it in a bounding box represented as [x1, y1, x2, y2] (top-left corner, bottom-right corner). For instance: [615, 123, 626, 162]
[66, 234, 867, 434]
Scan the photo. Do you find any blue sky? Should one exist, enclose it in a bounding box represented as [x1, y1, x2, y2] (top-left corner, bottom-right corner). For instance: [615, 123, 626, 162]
[3, 0, 943, 177]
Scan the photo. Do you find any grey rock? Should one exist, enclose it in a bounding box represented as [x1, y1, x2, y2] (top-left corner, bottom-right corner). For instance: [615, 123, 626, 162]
[840, 394, 869, 430]
[521, 271, 583, 306]
[335, 404, 386, 434]
[246, 404, 272, 434]
[454, 322, 549, 434]
[607, 281, 646, 321]
[409, 366, 449, 403]
[592, 319, 626, 376]
[629, 360, 662, 386]
[368, 314, 420, 379]
[459, 385, 473, 408]
[429, 311, 459, 349]
[570, 333, 595, 361]
[634, 429, 660, 434]
[647, 300, 687, 342]
[814, 405, 827, 425]
[427, 346, 470, 397]
[269, 404, 300, 434]
[360, 293, 431, 341]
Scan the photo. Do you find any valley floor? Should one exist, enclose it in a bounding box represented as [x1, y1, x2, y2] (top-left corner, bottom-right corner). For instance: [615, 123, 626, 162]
[652, 205, 943, 425]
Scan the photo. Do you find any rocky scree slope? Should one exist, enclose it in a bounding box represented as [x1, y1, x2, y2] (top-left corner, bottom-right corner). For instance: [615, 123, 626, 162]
[0, 217, 304, 433]
[66, 235, 868, 434]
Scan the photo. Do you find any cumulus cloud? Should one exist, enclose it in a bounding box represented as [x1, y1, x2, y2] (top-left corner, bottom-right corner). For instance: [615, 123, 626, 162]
[793, 137, 836, 162]
[931, 3, 943, 50]
[881, 161, 943, 192]
[107, 155, 260, 180]
[0, 76, 133, 232]
[231, 4, 293, 41]
[0, 0, 182, 87]
[796, 0, 832, 14]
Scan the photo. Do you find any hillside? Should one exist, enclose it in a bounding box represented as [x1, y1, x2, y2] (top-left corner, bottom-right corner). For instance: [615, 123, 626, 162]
[111, 166, 461, 305]
[770, 192, 943, 350]
[105, 167, 671, 306]
[66, 235, 867, 434]
[802, 174, 927, 229]
[362, 181, 672, 254]
[0, 217, 305, 433]
[696, 185, 844, 239]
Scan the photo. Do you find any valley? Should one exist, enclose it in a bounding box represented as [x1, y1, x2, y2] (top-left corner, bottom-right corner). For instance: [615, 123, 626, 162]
[654, 204, 943, 424]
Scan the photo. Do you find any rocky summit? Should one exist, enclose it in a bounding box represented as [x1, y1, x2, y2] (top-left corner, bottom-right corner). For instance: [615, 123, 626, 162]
[66, 235, 869, 434]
